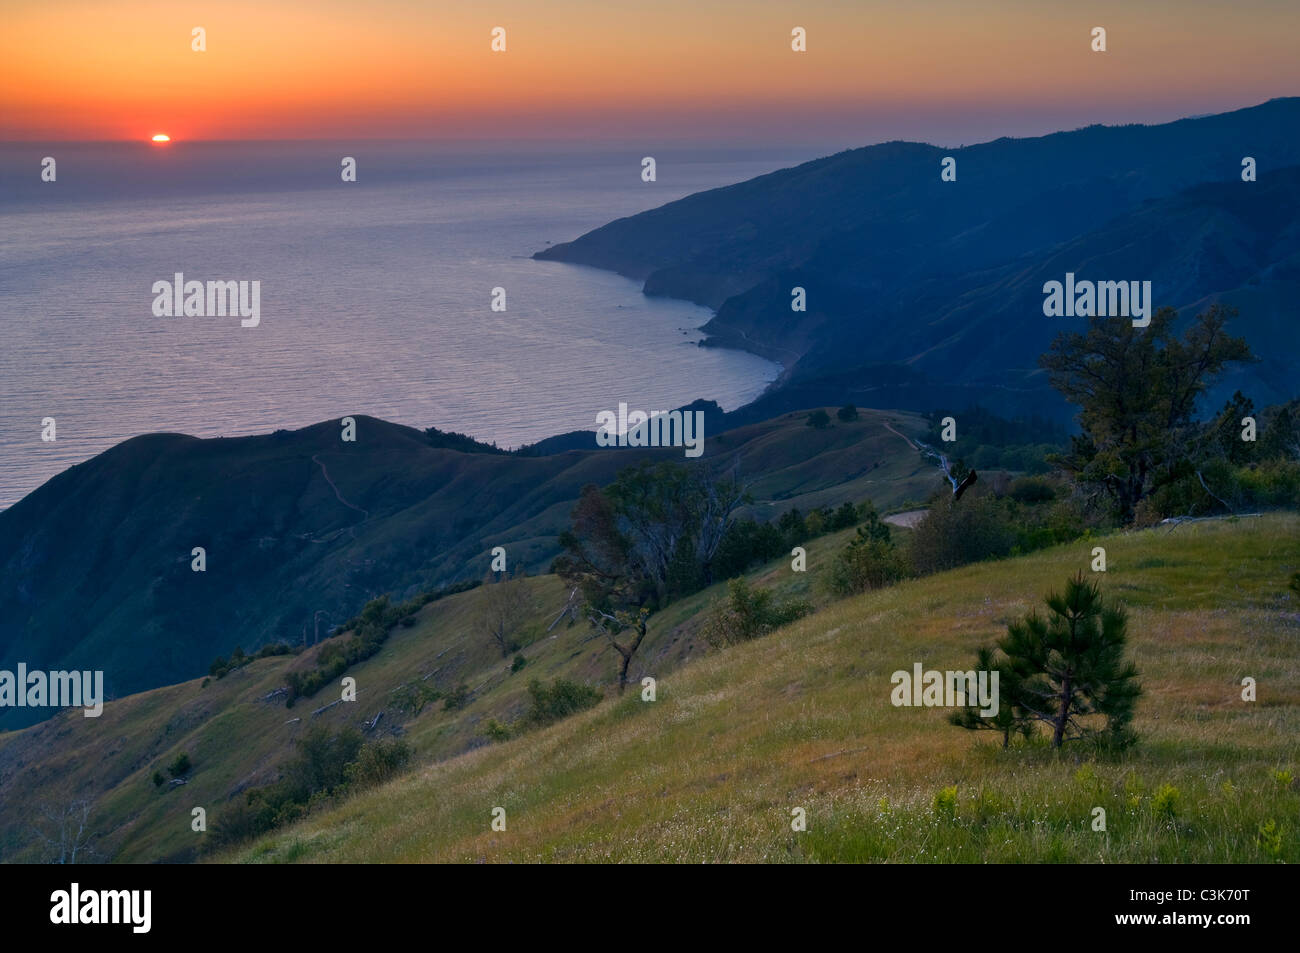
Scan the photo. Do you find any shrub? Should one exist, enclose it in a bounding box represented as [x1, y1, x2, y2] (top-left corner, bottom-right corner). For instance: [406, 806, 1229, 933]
[1257, 819, 1284, 858]
[280, 725, 364, 803]
[932, 785, 959, 819]
[827, 533, 911, 595]
[1151, 784, 1180, 818]
[826, 501, 908, 595]
[1236, 459, 1300, 507]
[204, 725, 392, 854]
[442, 683, 470, 711]
[168, 753, 191, 778]
[700, 578, 811, 648]
[524, 678, 602, 726]
[390, 679, 442, 717]
[343, 739, 410, 789]
[205, 799, 262, 852]
[908, 492, 1017, 574]
[152, 771, 164, 788]
[776, 507, 808, 547]
[713, 519, 787, 579]
[1008, 475, 1057, 503]
[511, 654, 527, 673]
[1134, 458, 1300, 525]
[806, 409, 831, 429]
[827, 501, 860, 531]
[836, 404, 859, 422]
[484, 719, 512, 742]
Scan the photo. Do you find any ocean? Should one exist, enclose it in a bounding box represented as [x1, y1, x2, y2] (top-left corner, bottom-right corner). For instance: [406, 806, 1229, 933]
[0, 140, 825, 509]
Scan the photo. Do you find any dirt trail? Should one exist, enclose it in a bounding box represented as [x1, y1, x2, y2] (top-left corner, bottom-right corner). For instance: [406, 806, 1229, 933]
[311, 454, 370, 519]
[882, 420, 919, 451]
[883, 509, 927, 529]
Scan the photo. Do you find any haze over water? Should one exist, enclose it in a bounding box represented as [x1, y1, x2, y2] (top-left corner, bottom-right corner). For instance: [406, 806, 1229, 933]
[0, 141, 818, 509]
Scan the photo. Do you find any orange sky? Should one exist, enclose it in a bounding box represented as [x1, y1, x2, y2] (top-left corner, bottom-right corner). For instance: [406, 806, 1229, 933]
[3, 0, 1298, 142]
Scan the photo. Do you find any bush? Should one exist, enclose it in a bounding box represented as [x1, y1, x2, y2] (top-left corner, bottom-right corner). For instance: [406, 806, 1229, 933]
[1257, 819, 1284, 858]
[1008, 476, 1057, 503]
[484, 718, 512, 742]
[510, 654, 527, 673]
[776, 507, 808, 547]
[524, 678, 602, 726]
[168, 753, 191, 778]
[1151, 783, 1180, 818]
[909, 492, 1017, 574]
[700, 578, 812, 648]
[280, 725, 364, 802]
[806, 409, 831, 429]
[713, 519, 787, 579]
[1134, 458, 1300, 525]
[152, 771, 165, 788]
[205, 800, 262, 852]
[442, 683, 470, 711]
[827, 527, 912, 596]
[343, 739, 411, 789]
[390, 679, 442, 717]
[827, 501, 860, 531]
[204, 725, 396, 854]
[836, 404, 859, 422]
[932, 785, 959, 819]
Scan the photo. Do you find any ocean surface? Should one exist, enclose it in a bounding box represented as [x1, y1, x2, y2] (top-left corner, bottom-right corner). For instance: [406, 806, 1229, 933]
[0, 141, 826, 509]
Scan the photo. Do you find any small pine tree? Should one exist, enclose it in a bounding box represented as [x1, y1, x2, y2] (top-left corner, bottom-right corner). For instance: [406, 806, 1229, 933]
[952, 573, 1141, 749]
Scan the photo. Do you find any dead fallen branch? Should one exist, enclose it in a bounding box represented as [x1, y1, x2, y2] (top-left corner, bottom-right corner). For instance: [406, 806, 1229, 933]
[311, 698, 345, 717]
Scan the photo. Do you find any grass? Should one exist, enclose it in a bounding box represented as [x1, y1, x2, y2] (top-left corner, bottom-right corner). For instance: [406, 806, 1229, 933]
[225, 514, 1299, 863]
[0, 505, 905, 862]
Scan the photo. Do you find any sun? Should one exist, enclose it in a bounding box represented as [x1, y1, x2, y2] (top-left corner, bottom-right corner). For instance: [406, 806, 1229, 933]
[150, 134, 171, 143]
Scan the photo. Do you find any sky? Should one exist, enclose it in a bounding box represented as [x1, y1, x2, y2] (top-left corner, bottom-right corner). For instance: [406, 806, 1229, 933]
[2, 0, 1298, 146]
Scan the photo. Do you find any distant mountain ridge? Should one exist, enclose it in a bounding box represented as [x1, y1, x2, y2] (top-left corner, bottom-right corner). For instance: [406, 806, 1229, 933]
[535, 98, 1300, 418]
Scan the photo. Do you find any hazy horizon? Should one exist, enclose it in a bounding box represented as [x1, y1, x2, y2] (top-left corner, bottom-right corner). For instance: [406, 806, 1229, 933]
[0, 92, 1289, 147]
[5, 1, 1298, 144]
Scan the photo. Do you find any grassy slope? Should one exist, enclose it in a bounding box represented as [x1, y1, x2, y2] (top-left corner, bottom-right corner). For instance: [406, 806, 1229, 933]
[224, 514, 1300, 863]
[0, 489, 898, 863]
[0, 407, 933, 725]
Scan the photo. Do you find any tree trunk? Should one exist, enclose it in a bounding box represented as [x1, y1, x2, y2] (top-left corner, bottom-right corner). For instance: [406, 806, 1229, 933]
[616, 619, 648, 695]
[1052, 675, 1072, 748]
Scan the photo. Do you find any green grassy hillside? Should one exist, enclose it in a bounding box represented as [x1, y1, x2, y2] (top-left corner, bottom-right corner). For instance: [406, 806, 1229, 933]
[210, 512, 1289, 863]
[6, 512, 1293, 863]
[0, 508, 879, 862]
[0, 407, 936, 728]
[217, 514, 1294, 863]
